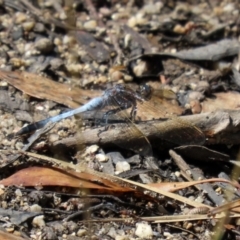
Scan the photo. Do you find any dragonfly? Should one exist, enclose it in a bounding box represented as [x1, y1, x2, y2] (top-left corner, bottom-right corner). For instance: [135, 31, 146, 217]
[9, 84, 205, 156]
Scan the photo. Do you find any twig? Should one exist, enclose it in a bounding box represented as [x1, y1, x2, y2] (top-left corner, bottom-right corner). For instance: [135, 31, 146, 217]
[53, 109, 240, 148]
[169, 150, 192, 177]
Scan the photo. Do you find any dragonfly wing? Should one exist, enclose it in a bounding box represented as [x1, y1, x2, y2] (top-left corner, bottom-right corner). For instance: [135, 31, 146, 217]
[102, 96, 153, 157]
[137, 91, 205, 146]
[153, 117, 205, 146]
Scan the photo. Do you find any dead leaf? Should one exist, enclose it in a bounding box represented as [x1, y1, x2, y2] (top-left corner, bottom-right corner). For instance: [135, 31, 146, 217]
[0, 70, 100, 108]
[202, 92, 240, 112]
[0, 166, 134, 192]
[148, 178, 237, 192]
[0, 230, 25, 240]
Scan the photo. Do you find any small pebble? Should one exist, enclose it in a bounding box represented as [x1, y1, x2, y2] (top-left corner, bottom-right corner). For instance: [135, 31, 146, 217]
[190, 100, 202, 114]
[173, 24, 186, 34]
[89, 42, 96, 48]
[29, 204, 42, 213]
[139, 174, 153, 184]
[65, 63, 83, 74]
[0, 188, 4, 196]
[96, 75, 107, 83]
[112, 12, 129, 20]
[195, 81, 209, 93]
[194, 226, 202, 233]
[110, 70, 123, 81]
[15, 189, 22, 197]
[175, 171, 181, 177]
[163, 232, 173, 238]
[15, 142, 24, 150]
[86, 145, 99, 154]
[42, 226, 57, 239]
[135, 222, 153, 239]
[35, 38, 53, 53]
[223, 3, 235, 13]
[107, 227, 117, 239]
[77, 229, 87, 237]
[133, 61, 147, 76]
[22, 21, 35, 31]
[127, 16, 137, 28]
[32, 215, 45, 228]
[185, 222, 193, 230]
[99, 7, 111, 17]
[15, 12, 27, 24]
[99, 64, 107, 73]
[143, 2, 163, 14]
[49, 58, 63, 70]
[188, 91, 204, 101]
[123, 74, 133, 82]
[135, 13, 148, 26]
[124, 33, 132, 48]
[83, 20, 97, 31]
[95, 153, 108, 162]
[213, 7, 223, 16]
[33, 22, 45, 33]
[115, 235, 129, 240]
[115, 161, 130, 173]
[59, 11, 67, 20]
[11, 27, 23, 40]
[1, 201, 7, 208]
[194, 195, 204, 203]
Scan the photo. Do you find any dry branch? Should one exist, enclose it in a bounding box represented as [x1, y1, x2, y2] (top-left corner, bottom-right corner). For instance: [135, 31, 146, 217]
[53, 109, 240, 148]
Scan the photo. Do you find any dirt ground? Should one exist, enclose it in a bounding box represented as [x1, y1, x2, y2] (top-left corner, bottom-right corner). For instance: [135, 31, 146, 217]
[0, 0, 240, 239]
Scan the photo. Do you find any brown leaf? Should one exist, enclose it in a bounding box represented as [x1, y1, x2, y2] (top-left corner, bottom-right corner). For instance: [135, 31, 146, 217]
[0, 70, 100, 108]
[0, 166, 133, 192]
[148, 178, 237, 192]
[0, 231, 25, 240]
[202, 92, 240, 113]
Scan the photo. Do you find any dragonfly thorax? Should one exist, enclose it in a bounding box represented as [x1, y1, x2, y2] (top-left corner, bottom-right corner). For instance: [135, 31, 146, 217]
[137, 84, 152, 101]
[106, 84, 138, 109]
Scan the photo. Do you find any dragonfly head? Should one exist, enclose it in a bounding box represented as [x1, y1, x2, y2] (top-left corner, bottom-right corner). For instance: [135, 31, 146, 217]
[137, 84, 152, 101]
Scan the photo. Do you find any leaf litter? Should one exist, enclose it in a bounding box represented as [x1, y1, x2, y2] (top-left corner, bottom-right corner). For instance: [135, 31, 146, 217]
[0, 0, 240, 239]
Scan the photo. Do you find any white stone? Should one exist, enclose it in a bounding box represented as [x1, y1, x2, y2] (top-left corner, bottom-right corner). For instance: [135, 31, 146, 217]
[107, 227, 117, 238]
[86, 145, 99, 154]
[77, 229, 87, 237]
[15, 189, 22, 197]
[83, 20, 97, 31]
[143, 2, 163, 14]
[95, 153, 108, 162]
[115, 161, 130, 173]
[128, 16, 137, 28]
[115, 235, 129, 240]
[135, 222, 153, 239]
[163, 232, 173, 238]
[223, 3, 235, 13]
[29, 204, 42, 212]
[32, 215, 45, 228]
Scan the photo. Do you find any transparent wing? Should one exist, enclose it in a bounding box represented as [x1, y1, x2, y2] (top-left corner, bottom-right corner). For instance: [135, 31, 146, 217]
[100, 92, 153, 157]
[136, 87, 205, 146]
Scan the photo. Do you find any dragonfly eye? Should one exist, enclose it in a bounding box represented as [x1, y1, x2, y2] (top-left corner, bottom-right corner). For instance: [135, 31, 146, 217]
[138, 84, 152, 100]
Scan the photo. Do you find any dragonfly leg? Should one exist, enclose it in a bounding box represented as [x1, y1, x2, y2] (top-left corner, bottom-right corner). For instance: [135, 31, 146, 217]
[103, 107, 123, 129]
[130, 105, 137, 122]
[97, 107, 125, 137]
